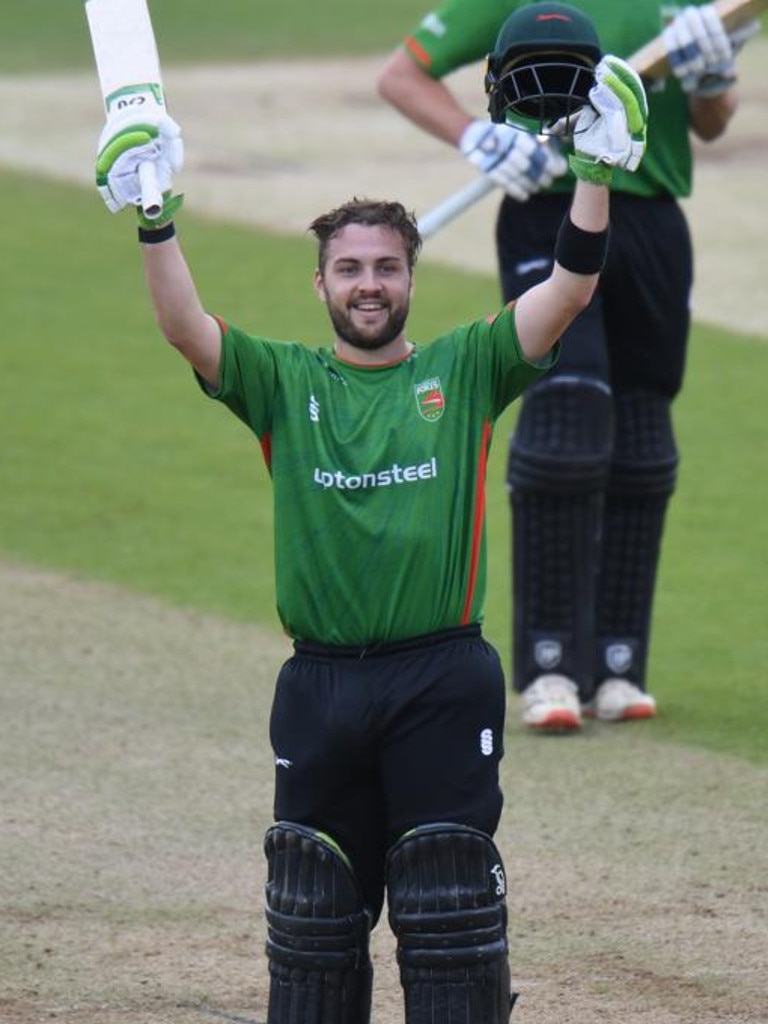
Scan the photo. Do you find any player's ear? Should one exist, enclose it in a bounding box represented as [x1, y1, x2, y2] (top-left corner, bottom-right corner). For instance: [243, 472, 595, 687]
[313, 269, 327, 303]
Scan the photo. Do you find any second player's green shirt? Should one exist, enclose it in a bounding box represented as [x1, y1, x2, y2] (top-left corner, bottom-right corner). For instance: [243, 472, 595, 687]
[404, 0, 708, 198]
[205, 307, 555, 646]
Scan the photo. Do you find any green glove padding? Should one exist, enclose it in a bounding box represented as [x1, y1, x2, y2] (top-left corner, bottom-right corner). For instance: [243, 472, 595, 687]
[569, 55, 648, 185]
[568, 153, 614, 185]
[136, 191, 185, 229]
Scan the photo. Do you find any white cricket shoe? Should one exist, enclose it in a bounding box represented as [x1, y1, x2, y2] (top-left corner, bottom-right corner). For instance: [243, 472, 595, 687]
[586, 679, 657, 722]
[521, 674, 582, 731]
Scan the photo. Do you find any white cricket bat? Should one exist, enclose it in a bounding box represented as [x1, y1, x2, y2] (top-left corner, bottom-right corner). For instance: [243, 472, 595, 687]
[85, 0, 166, 219]
[418, 0, 767, 238]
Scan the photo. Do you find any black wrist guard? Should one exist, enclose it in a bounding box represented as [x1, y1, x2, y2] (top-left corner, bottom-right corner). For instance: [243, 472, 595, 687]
[555, 216, 609, 274]
[138, 221, 176, 245]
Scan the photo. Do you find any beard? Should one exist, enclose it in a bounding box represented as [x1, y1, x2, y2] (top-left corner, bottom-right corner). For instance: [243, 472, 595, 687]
[326, 297, 410, 351]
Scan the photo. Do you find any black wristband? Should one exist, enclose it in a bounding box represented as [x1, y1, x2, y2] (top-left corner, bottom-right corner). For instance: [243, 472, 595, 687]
[138, 221, 176, 245]
[554, 216, 609, 275]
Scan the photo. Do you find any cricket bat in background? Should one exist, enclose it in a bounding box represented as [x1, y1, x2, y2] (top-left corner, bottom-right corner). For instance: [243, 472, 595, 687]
[630, 0, 767, 76]
[85, 0, 165, 219]
[418, 0, 767, 238]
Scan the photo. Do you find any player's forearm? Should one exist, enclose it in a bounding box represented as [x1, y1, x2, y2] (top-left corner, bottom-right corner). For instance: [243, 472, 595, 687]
[514, 263, 599, 364]
[514, 182, 607, 362]
[688, 86, 738, 141]
[549, 182, 607, 327]
[141, 235, 221, 384]
[377, 48, 470, 147]
[569, 179, 609, 234]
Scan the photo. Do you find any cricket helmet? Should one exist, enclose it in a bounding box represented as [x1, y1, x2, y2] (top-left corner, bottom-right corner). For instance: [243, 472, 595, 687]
[485, 2, 602, 131]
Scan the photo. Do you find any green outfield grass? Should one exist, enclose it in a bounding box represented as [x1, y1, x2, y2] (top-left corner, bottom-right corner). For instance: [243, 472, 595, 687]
[2, 168, 767, 763]
[0, 0, 428, 73]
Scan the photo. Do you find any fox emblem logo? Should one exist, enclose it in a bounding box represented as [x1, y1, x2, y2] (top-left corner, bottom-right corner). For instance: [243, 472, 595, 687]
[414, 377, 445, 422]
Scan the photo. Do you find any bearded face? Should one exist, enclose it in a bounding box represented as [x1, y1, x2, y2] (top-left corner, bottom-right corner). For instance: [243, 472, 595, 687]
[314, 224, 413, 355]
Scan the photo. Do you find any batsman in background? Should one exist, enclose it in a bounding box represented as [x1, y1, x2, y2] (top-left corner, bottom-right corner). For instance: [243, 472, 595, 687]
[379, 1, 761, 730]
[94, 36, 647, 1022]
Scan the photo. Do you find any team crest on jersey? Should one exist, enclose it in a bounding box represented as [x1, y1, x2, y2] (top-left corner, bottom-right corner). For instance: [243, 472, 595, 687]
[414, 377, 445, 422]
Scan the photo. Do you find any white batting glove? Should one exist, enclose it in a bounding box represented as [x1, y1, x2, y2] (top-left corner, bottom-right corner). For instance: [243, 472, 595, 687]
[459, 120, 568, 202]
[95, 84, 184, 216]
[569, 55, 648, 184]
[662, 4, 755, 96]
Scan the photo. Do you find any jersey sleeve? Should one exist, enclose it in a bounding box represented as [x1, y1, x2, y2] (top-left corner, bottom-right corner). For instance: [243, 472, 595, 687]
[403, 0, 521, 78]
[463, 302, 559, 418]
[196, 320, 283, 439]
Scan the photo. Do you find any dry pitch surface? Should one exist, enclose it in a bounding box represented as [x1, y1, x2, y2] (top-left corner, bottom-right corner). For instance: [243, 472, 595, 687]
[2, 49, 768, 1024]
[2, 562, 768, 1024]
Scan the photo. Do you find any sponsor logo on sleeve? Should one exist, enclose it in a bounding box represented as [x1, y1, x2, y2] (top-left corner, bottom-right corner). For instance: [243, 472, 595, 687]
[420, 12, 447, 36]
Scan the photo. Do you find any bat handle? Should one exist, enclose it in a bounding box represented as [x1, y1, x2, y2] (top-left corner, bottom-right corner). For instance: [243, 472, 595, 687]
[417, 176, 496, 240]
[138, 161, 164, 220]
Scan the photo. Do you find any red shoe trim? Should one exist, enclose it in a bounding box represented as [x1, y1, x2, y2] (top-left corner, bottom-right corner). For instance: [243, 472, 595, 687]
[617, 704, 656, 721]
[527, 709, 581, 730]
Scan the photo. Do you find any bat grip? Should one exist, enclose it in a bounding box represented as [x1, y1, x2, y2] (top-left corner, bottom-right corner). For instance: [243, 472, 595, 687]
[138, 161, 164, 220]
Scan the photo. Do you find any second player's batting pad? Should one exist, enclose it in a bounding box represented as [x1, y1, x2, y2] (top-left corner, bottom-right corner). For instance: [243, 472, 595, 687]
[596, 391, 678, 687]
[507, 375, 613, 695]
[387, 823, 515, 1023]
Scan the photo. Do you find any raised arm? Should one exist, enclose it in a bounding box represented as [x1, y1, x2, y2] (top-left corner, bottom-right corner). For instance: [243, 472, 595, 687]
[513, 181, 608, 362]
[140, 233, 222, 387]
[95, 98, 221, 387]
[514, 55, 648, 362]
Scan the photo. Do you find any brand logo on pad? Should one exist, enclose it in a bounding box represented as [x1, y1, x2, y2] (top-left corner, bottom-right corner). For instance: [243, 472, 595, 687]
[490, 864, 506, 896]
[414, 377, 445, 421]
[606, 643, 633, 675]
[535, 639, 562, 670]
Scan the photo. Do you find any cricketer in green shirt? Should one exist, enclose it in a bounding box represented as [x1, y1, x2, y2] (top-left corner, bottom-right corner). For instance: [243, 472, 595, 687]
[404, 0, 704, 198]
[206, 311, 556, 647]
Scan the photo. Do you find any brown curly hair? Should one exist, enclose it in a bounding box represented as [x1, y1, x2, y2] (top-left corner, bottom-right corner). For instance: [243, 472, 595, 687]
[309, 197, 422, 273]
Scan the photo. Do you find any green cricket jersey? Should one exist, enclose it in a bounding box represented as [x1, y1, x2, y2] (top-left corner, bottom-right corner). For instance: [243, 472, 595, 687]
[404, 0, 710, 199]
[205, 308, 555, 646]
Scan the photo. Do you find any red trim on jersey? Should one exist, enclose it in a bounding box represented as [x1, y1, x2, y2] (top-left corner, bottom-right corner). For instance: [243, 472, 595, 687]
[485, 299, 516, 325]
[260, 433, 272, 471]
[461, 419, 492, 624]
[404, 36, 432, 68]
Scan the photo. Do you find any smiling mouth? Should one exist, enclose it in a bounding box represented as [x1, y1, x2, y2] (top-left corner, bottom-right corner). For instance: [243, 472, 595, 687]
[353, 302, 387, 312]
